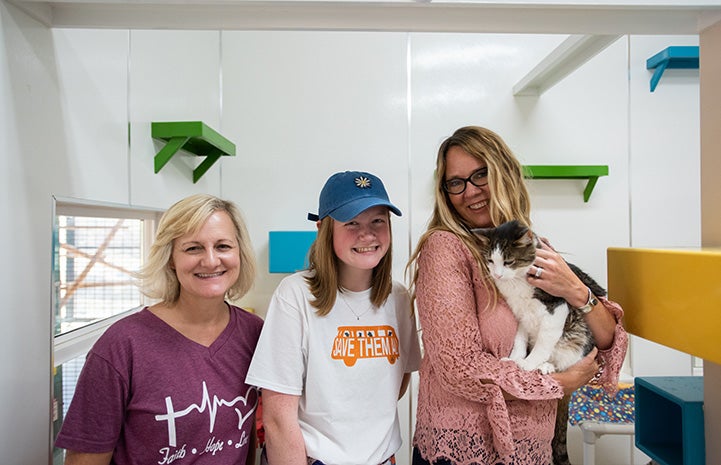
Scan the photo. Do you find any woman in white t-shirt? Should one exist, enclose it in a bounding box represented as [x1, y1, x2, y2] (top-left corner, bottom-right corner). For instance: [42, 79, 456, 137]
[246, 171, 421, 465]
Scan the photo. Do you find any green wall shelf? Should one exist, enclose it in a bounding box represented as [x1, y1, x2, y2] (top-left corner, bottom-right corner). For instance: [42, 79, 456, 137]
[523, 165, 609, 202]
[151, 121, 235, 183]
[646, 46, 699, 92]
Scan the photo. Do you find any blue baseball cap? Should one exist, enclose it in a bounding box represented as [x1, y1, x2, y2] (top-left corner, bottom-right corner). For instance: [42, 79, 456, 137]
[308, 171, 402, 222]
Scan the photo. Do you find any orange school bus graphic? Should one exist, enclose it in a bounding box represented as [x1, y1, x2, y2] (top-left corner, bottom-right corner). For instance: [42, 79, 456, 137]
[331, 325, 400, 367]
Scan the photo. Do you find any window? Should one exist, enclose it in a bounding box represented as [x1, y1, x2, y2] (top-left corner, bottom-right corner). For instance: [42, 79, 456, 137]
[692, 356, 703, 376]
[51, 198, 161, 463]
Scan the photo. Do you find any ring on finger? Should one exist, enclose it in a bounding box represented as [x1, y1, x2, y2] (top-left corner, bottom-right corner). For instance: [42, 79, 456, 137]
[535, 267, 543, 278]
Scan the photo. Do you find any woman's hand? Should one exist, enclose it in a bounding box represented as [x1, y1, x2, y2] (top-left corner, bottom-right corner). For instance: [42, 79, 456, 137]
[550, 348, 600, 395]
[526, 239, 588, 308]
[528, 238, 617, 349]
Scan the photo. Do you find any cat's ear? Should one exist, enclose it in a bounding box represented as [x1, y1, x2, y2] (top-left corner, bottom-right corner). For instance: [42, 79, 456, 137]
[470, 227, 491, 245]
[515, 226, 535, 247]
[524, 229, 535, 243]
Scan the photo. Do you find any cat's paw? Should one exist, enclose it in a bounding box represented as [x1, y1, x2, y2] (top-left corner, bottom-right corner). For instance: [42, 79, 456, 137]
[507, 348, 527, 361]
[516, 358, 540, 371]
[538, 362, 557, 374]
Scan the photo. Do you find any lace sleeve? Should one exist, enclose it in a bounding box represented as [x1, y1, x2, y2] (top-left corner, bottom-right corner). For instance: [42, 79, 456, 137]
[593, 297, 629, 392]
[416, 231, 564, 403]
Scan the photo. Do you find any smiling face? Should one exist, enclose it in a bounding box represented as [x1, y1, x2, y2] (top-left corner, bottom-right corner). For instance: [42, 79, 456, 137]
[332, 205, 391, 288]
[171, 210, 241, 303]
[444, 145, 492, 229]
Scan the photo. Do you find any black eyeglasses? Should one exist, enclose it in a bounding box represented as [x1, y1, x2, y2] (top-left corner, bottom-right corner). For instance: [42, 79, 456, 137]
[443, 167, 489, 194]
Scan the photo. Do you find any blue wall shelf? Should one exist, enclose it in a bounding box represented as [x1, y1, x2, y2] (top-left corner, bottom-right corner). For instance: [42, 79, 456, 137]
[646, 46, 699, 92]
[635, 376, 704, 465]
[269, 231, 317, 273]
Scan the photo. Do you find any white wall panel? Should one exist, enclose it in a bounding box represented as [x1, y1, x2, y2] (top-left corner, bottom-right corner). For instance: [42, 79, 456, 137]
[409, 33, 629, 287]
[129, 30, 222, 208]
[629, 35, 700, 249]
[514, 37, 630, 286]
[221, 31, 410, 312]
[408, 33, 567, 250]
[52, 28, 129, 203]
[410, 34, 565, 254]
[1, 3, 63, 464]
[627, 35, 700, 385]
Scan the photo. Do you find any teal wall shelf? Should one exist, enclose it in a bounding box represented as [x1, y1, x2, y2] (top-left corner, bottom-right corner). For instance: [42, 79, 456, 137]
[646, 46, 699, 92]
[269, 231, 317, 273]
[151, 121, 235, 183]
[522, 165, 609, 202]
[635, 376, 704, 465]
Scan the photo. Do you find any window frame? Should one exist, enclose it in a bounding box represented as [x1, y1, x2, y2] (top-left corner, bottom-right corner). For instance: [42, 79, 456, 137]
[51, 196, 163, 366]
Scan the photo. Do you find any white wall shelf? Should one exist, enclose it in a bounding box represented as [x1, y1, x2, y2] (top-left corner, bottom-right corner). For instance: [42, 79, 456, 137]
[513, 34, 621, 96]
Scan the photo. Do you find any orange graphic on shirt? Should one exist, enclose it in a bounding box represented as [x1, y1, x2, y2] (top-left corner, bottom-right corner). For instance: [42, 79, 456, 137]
[331, 325, 400, 367]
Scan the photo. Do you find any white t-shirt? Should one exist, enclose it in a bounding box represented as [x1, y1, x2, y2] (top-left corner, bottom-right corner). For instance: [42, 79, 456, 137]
[246, 271, 421, 465]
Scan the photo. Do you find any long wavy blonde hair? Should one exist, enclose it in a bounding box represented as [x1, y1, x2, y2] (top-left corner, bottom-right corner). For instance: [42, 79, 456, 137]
[305, 214, 394, 316]
[407, 126, 531, 297]
[137, 194, 256, 304]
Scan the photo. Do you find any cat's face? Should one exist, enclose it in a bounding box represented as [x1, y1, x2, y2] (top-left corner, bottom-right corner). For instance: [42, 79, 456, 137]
[471, 220, 537, 281]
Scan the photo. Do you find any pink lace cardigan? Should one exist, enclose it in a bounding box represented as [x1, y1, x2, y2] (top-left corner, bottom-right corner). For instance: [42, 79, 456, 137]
[412, 231, 628, 465]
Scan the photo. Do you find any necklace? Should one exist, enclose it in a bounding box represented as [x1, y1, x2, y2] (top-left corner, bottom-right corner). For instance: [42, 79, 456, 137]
[338, 291, 375, 320]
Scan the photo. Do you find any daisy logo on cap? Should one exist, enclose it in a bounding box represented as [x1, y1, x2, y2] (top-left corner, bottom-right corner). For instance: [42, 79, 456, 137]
[355, 176, 371, 188]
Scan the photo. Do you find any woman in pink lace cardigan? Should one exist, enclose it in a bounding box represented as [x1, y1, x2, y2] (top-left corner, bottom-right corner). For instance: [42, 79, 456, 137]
[407, 126, 628, 465]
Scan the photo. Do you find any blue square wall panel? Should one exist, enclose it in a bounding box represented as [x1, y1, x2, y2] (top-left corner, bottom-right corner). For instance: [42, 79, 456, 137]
[269, 231, 317, 273]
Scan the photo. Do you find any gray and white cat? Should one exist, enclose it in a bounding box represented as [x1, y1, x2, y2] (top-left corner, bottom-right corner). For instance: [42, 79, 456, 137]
[471, 220, 604, 375]
[472, 220, 606, 465]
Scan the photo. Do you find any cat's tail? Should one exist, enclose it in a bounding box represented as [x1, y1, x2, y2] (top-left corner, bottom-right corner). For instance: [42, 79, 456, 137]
[552, 393, 572, 465]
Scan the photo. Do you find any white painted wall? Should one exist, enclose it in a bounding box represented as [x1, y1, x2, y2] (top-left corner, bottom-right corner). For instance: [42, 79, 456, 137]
[2, 4, 71, 463]
[628, 33, 702, 382]
[0, 1, 701, 463]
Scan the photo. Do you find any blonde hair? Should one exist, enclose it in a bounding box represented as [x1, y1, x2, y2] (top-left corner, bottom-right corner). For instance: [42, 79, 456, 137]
[137, 194, 256, 304]
[305, 214, 394, 316]
[407, 126, 531, 295]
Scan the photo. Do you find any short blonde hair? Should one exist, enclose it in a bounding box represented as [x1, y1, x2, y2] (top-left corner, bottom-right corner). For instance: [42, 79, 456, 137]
[138, 194, 256, 304]
[408, 126, 531, 291]
[305, 214, 394, 316]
